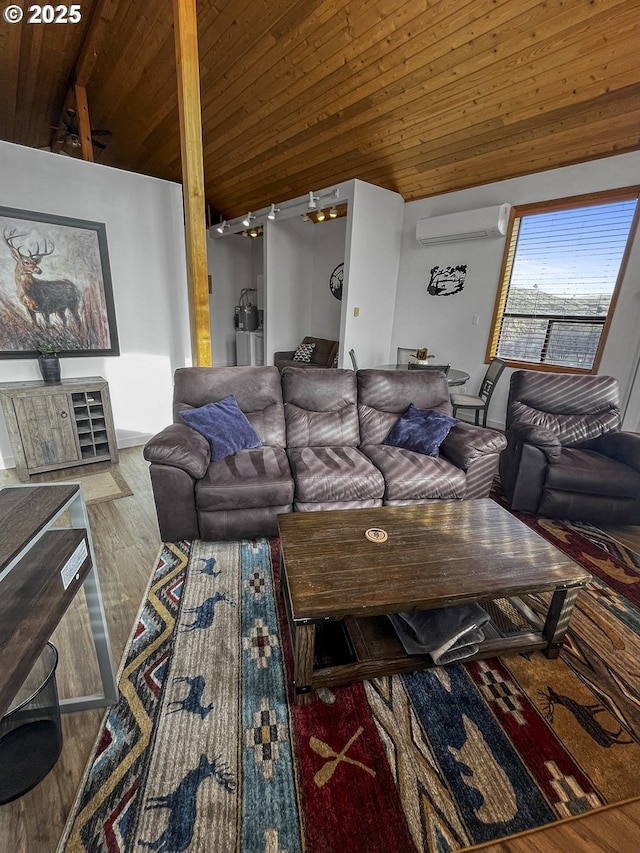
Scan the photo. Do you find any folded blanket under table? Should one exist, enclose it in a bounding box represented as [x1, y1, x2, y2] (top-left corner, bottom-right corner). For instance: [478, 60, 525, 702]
[389, 602, 490, 665]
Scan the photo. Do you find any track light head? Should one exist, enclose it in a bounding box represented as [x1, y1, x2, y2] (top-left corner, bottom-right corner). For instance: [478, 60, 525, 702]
[308, 191, 318, 210]
[242, 212, 254, 227]
[267, 203, 280, 221]
[316, 209, 326, 222]
[216, 219, 228, 234]
[329, 207, 338, 218]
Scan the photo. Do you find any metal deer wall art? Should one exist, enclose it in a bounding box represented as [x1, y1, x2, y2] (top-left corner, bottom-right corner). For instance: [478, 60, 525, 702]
[427, 264, 467, 296]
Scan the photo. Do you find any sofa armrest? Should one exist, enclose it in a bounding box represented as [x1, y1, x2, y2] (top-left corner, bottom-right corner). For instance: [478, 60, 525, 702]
[143, 423, 211, 479]
[274, 350, 295, 369]
[586, 431, 640, 473]
[507, 421, 562, 462]
[440, 422, 507, 469]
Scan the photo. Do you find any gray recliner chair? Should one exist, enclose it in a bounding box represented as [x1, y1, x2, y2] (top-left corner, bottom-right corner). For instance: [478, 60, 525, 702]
[499, 370, 640, 525]
[144, 366, 294, 541]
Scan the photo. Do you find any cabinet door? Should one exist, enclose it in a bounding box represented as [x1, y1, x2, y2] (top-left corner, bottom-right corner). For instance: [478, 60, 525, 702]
[14, 393, 79, 469]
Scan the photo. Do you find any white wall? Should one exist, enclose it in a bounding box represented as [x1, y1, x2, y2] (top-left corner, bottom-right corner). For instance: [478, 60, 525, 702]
[264, 216, 315, 363]
[311, 217, 346, 341]
[342, 180, 405, 369]
[0, 141, 191, 468]
[394, 153, 640, 429]
[207, 233, 252, 365]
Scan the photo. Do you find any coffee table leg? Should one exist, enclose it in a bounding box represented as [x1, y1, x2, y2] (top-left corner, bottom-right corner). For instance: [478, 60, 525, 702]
[543, 587, 580, 659]
[293, 623, 315, 706]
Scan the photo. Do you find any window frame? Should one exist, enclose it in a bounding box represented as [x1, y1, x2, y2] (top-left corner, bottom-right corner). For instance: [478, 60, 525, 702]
[486, 186, 640, 374]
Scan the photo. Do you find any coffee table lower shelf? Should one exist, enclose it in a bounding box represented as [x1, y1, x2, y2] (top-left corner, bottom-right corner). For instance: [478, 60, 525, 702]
[292, 594, 567, 703]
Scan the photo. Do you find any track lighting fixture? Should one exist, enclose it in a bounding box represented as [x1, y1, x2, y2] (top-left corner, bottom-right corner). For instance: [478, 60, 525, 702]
[316, 209, 326, 222]
[329, 207, 338, 218]
[302, 213, 311, 222]
[216, 220, 229, 234]
[267, 203, 280, 220]
[242, 212, 255, 227]
[308, 192, 318, 210]
[249, 227, 258, 238]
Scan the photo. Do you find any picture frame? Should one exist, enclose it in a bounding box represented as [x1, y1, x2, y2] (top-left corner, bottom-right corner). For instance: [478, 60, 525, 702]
[0, 206, 119, 358]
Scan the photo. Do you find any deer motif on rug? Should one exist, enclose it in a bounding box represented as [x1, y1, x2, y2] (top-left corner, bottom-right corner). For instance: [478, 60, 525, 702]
[139, 753, 235, 853]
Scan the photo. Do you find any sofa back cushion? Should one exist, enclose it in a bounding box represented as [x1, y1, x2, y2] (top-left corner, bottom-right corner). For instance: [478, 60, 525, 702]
[300, 336, 339, 367]
[357, 369, 453, 445]
[507, 371, 621, 445]
[282, 367, 360, 447]
[172, 366, 286, 447]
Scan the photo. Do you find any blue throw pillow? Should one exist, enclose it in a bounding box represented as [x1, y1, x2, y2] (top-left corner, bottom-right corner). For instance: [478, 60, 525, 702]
[383, 404, 459, 457]
[180, 395, 261, 462]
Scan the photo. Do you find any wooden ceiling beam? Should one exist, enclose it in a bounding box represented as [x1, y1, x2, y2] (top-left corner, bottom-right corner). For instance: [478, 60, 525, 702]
[75, 84, 94, 162]
[173, 0, 211, 367]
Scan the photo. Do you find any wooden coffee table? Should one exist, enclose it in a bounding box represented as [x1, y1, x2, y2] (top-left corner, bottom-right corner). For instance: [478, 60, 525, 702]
[278, 500, 591, 704]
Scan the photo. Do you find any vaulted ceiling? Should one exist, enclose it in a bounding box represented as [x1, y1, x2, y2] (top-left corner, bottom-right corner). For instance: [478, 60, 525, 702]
[1, 0, 638, 221]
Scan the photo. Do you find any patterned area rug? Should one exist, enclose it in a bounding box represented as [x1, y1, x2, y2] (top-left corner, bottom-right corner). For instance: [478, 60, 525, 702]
[58, 516, 639, 852]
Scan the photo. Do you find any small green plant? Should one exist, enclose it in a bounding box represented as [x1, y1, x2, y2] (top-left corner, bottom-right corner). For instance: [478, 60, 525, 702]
[37, 343, 61, 355]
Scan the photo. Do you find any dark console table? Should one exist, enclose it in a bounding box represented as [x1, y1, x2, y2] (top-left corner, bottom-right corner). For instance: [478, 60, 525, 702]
[0, 484, 118, 719]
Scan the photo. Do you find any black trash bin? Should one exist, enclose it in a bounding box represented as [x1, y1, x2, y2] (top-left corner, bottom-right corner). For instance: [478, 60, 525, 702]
[0, 642, 62, 803]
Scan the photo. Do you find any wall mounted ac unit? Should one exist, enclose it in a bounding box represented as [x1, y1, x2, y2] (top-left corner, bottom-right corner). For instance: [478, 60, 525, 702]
[416, 203, 511, 245]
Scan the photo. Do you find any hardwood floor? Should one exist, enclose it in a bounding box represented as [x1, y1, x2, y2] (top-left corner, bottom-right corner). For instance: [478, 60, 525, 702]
[0, 447, 161, 852]
[0, 447, 638, 851]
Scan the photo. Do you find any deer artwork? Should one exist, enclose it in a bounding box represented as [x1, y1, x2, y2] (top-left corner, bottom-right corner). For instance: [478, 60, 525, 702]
[3, 226, 81, 329]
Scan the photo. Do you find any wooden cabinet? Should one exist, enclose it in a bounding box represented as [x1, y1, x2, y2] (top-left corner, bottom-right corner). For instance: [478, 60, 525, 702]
[0, 377, 118, 481]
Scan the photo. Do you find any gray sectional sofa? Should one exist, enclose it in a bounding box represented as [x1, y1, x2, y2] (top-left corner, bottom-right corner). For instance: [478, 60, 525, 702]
[144, 366, 507, 541]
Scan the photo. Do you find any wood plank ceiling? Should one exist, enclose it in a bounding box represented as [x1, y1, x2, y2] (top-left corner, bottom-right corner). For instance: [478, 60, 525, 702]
[1, 0, 638, 220]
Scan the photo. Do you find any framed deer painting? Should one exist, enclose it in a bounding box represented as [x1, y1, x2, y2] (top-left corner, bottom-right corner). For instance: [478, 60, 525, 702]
[0, 207, 119, 358]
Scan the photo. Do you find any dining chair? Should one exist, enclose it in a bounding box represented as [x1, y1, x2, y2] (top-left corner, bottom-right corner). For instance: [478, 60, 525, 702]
[396, 346, 419, 366]
[450, 357, 507, 426]
[407, 362, 450, 374]
[349, 348, 359, 371]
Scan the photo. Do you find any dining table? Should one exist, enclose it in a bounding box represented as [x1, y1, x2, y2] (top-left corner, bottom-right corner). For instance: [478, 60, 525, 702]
[373, 364, 470, 386]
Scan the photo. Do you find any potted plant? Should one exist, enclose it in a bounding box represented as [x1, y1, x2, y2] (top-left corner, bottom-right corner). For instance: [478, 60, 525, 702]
[37, 344, 61, 384]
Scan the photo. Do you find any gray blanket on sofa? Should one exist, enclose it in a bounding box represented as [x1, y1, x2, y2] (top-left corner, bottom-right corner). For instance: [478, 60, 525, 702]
[389, 603, 490, 665]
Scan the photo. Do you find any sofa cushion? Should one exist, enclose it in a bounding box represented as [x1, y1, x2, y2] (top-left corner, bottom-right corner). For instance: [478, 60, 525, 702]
[357, 369, 453, 444]
[283, 367, 361, 447]
[287, 446, 385, 503]
[195, 446, 294, 511]
[383, 404, 459, 457]
[293, 341, 316, 362]
[180, 395, 261, 461]
[173, 366, 287, 447]
[361, 445, 467, 501]
[510, 401, 619, 447]
[285, 403, 360, 447]
[305, 336, 339, 367]
[546, 448, 640, 498]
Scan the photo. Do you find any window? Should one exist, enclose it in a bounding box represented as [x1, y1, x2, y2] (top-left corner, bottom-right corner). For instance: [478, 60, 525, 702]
[487, 188, 638, 372]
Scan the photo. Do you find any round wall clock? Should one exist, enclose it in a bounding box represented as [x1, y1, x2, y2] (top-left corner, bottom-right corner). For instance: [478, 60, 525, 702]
[329, 262, 344, 300]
